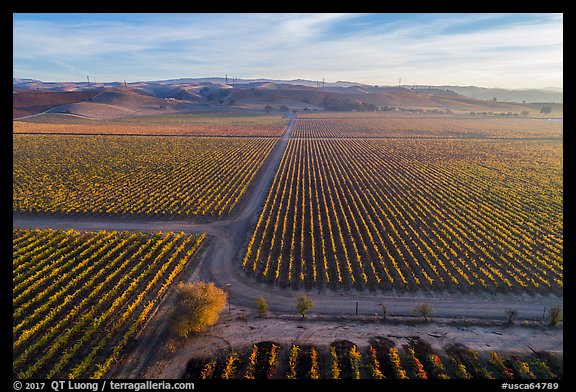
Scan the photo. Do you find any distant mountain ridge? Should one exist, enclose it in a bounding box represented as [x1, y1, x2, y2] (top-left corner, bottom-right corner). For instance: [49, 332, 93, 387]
[14, 76, 563, 120]
[435, 85, 563, 104]
[14, 77, 561, 104]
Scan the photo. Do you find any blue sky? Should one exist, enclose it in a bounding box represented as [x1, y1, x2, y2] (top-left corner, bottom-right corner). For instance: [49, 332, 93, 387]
[13, 13, 563, 89]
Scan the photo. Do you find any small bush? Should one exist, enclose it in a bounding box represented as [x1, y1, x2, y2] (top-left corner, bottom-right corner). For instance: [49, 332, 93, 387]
[172, 281, 227, 337]
[549, 306, 562, 326]
[413, 303, 433, 322]
[256, 295, 268, 317]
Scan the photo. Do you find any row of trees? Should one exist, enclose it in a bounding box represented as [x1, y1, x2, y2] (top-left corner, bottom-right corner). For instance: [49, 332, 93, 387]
[319, 96, 378, 111]
[256, 298, 562, 326]
[469, 106, 553, 117]
[172, 283, 562, 331]
[173, 283, 317, 337]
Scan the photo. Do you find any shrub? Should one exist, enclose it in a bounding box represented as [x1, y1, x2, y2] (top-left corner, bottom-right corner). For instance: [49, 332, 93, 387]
[256, 295, 268, 317]
[296, 295, 315, 318]
[172, 282, 227, 337]
[413, 303, 433, 322]
[549, 306, 562, 326]
[505, 309, 518, 325]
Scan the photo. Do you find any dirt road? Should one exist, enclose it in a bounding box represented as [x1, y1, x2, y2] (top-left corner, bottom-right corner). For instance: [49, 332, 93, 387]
[11, 208, 564, 321]
[13, 112, 563, 377]
[146, 313, 563, 379]
[12, 212, 562, 318]
[12, 111, 562, 321]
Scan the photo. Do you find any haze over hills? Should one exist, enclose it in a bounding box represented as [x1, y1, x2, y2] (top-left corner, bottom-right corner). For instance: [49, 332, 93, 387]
[435, 86, 563, 104]
[13, 77, 563, 120]
[14, 77, 562, 103]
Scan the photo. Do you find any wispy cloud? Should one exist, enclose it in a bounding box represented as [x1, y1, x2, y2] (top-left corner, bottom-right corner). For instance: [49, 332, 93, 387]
[274, 13, 358, 40]
[13, 13, 563, 89]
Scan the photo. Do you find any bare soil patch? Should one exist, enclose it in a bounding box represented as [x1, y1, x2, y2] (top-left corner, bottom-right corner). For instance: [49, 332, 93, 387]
[144, 308, 562, 379]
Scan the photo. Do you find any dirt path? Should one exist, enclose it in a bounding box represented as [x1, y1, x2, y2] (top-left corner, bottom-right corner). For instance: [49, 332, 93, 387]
[12, 212, 563, 320]
[146, 311, 563, 379]
[13, 112, 563, 377]
[12, 110, 562, 319]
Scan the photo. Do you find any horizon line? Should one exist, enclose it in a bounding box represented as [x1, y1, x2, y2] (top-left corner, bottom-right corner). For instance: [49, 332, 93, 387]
[13, 76, 564, 92]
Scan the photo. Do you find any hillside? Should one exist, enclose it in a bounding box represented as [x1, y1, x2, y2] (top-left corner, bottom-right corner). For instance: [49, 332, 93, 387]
[13, 89, 103, 118]
[13, 79, 563, 120]
[436, 85, 563, 104]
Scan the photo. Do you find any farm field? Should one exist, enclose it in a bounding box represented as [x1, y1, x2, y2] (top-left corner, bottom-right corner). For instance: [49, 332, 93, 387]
[12, 112, 563, 380]
[14, 112, 289, 137]
[181, 338, 561, 380]
[242, 128, 562, 293]
[12, 11, 564, 384]
[13, 135, 277, 217]
[293, 114, 563, 139]
[12, 228, 206, 379]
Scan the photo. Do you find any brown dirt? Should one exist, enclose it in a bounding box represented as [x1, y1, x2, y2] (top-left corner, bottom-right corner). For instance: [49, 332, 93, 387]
[144, 308, 563, 378]
[13, 89, 102, 118]
[13, 112, 563, 379]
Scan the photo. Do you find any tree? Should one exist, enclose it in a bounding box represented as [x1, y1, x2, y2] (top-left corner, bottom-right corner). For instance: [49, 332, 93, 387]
[540, 106, 552, 115]
[296, 295, 314, 318]
[505, 309, 518, 325]
[378, 303, 387, 319]
[172, 281, 227, 337]
[549, 306, 562, 326]
[264, 105, 273, 113]
[413, 303, 433, 322]
[320, 95, 340, 110]
[256, 295, 268, 317]
[520, 110, 530, 118]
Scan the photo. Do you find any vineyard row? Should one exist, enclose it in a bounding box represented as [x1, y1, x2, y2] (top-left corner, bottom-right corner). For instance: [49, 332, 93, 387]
[291, 116, 563, 139]
[183, 340, 561, 379]
[13, 135, 277, 217]
[242, 137, 562, 293]
[13, 228, 205, 379]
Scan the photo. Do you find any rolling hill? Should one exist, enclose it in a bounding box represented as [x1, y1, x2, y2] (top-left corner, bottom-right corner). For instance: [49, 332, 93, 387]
[13, 78, 563, 120]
